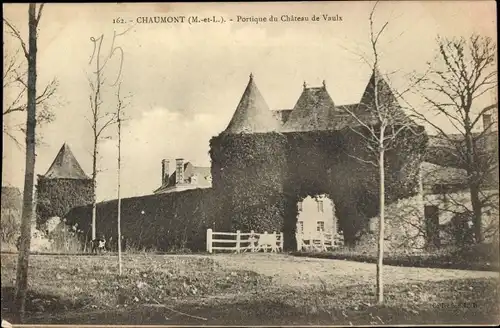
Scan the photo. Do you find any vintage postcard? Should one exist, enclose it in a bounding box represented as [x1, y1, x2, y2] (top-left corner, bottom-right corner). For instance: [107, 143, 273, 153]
[1, 1, 498, 326]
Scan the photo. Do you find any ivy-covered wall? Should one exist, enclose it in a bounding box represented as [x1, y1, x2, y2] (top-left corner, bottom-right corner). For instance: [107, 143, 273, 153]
[210, 132, 287, 234]
[64, 188, 223, 251]
[210, 127, 428, 250]
[36, 177, 94, 229]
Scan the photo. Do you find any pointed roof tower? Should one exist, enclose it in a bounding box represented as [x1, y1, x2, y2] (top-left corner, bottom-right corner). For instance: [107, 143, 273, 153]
[281, 81, 340, 132]
[44, 143, 89, 179]
[224, 73, 281, 134]
[359, 68, 399, 110]
[358, 68, 414, 125]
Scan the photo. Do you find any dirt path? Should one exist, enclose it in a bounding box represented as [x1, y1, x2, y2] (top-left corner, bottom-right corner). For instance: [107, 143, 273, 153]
[211, 253, 499, 287]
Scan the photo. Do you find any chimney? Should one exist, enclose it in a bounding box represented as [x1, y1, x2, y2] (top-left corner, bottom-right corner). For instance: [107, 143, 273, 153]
[175, 158, 184, 184]
[161, 159, 169, 184]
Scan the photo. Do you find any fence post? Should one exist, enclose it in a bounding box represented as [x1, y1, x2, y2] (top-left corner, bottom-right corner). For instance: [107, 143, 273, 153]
[264, 231, 268, 253]
[280, 232, 284, 252]
[250, 230, 255, 252]
[206, 228, 213, 253]
[236, 230, 241, 254]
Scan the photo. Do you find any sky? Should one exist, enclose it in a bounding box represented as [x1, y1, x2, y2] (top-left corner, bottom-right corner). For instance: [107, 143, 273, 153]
[2, 1, 497, 202]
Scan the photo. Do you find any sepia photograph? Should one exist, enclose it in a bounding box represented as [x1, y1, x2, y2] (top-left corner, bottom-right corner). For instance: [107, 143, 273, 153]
[1, 1, 498, 326]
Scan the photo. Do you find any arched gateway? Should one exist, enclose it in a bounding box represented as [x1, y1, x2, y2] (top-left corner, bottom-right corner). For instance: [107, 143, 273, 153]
[210, 73, 427, 250]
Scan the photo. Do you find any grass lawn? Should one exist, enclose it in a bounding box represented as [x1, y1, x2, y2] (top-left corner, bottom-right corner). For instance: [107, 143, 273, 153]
[291, 243, 500, 272]
[1, 253, 499, 325]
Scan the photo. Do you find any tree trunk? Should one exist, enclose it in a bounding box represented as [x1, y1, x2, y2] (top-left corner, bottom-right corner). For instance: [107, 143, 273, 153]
[91, 138, 97, 240]
[15, 4, 37, 316]
[377, 148, 385, 305]
[117, 108, 123, 275]
[470, 182, 483, 243]
[464, 120, 482, 244]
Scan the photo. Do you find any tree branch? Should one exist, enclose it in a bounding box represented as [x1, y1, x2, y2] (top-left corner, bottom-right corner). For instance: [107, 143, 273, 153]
[3, 19, 28, 59]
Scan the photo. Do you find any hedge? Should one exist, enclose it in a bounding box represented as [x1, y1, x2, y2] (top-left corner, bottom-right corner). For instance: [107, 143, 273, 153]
[62, 125, 427, 252]
[64, 188, 223, 252]
[36, 177, 94, 229]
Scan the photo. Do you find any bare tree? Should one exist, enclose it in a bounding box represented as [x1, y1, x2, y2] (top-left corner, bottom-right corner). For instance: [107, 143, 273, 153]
[87, 26, 131, 241]
[87, 37, 117, 241]
[3, 23, 58, 148]
[412, 34, 498, 243]
[115, 82, 131, 275]
[3, 3, 45, 315]
[339, 2, 421, 304]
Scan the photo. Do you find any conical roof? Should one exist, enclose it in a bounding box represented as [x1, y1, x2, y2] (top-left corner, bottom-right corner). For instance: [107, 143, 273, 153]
[44, 143, 89, 179]
[224, 74, 281, 134]
[359, 68, 399, 111]
[281, 82, 340, 132]
[358, 68, 413, 125]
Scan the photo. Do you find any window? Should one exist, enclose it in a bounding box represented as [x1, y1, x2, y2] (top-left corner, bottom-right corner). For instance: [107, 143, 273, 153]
[298, 221, 304, 233]
[317, 200, 324, 213]
[317, 221, 325, 232]
[297, 201, 303, 211]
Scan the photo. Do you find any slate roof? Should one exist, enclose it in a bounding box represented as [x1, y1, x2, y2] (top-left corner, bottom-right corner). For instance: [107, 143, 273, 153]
[281, 86, 342, 132]
[279, 70, 415, 132]
[154, 162, 212, 194]
[357, 69, 416, 127]
[224, 74, 282, 134]
[44, 143, 89, 180]
[421, 162, 468, 187]
[1, 186, 22, 211]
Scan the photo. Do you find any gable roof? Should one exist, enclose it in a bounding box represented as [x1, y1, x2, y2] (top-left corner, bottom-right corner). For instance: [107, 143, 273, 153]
[44, 143, 89, 180]
[281, 85, 342, 132]
[154, 162, 212, 193]
[224, 74, 282, 134]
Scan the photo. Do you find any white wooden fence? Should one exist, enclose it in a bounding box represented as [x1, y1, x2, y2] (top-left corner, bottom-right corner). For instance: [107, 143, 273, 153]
[295, 231, 344, 252]
[206, 229, 283, 253]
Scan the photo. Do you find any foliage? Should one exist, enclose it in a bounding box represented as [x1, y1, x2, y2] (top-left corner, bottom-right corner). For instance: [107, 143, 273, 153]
[1, 210, 21, 246]
[65, 188, 222, 252]
[210, 132, 287, 234]
[35, 177, 94, 229]
[209, 128, 427, 249]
